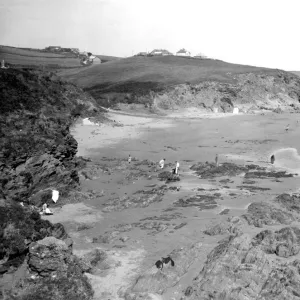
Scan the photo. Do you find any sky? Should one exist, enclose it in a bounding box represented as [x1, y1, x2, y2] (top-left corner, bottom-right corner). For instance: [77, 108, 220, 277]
[1, 0, 300, 70]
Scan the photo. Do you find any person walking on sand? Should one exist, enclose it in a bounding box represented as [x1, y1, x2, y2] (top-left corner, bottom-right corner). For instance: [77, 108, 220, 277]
[270, 154, 275, 164]
[215, 154, 219, 167]
[159, 158, 165, 169]
[128, 154, 132, 164]
[174, 161, 180, 175]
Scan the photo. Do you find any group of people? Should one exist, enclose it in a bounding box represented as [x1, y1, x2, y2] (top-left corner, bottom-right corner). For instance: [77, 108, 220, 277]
[127, 155, 180, 175]
[159, 158, 180, 174]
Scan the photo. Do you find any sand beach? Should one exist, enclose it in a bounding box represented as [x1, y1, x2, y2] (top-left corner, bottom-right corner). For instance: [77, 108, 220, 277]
[45, 110, 300, 299]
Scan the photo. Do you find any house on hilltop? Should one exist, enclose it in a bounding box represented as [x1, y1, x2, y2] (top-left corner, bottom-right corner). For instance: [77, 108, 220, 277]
[176, 48, 191, 57]
[150, 49, 173, 56]
[45, 46, 61, 51]
[194, 52, 208, 59]
[135, 52, 148, 56]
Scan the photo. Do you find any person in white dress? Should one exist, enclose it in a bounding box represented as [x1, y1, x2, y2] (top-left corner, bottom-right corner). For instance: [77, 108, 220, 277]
[128, 155, 132, 164]
[159, 158, 165, 169]
[175, 161, 180, 175]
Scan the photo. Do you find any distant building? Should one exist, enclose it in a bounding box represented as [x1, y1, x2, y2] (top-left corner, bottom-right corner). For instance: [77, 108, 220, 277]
[45, 46, 61, 51]
[135, 52, 148, 56]
[176, 48, 191, 57]
[150, 49, 173, 56]
[194, 52, 208, 59]
[79, 51, 88, 56]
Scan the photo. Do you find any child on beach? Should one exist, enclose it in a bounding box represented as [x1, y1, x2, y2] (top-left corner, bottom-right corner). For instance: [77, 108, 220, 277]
[42, 203, 53, 215]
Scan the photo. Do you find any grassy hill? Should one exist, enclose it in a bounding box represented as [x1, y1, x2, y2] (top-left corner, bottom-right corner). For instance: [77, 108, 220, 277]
[96, 54, 121, 63]
[59, 56, 279, 89]
[59, 56, 300, 113]
[0, 45, 82, 69]
[291, 71, 300, 77]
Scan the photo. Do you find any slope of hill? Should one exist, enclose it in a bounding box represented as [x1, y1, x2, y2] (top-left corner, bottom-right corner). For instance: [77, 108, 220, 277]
[291, 71, 300, 77]
[59, 56, 300, 113]
[0, 45, 82, 69]
[59, 56, 278, 88]
[96, 54, 121, 63]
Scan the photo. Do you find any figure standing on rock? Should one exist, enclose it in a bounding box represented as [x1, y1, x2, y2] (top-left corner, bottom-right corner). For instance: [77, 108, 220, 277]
[159, 158, 165, 169]
[173, 161, 180, 175]
[215, 154, 219, 167]
[128, 154, 132, 164]
[270, 154, 275, 164]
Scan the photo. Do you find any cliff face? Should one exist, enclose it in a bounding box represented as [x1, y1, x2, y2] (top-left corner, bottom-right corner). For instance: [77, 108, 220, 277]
[0, 68, 101, 205]
[153, 72, 300, 112]
[0, 68, 104, 299]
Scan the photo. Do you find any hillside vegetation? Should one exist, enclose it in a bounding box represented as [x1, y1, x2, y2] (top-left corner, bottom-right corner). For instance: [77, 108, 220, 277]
[0, 46, 82, 69]
[59, 56, 277, 88]
[59, 56, 300, 112]
[96, 54, 121, 63]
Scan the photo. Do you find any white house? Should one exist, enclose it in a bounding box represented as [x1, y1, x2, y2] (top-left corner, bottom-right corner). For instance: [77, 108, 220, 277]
[194, 52, 208, 59]
[150, 49, 172, 56]
[233, 107, 239, 114]
[176, 48, 191, 57]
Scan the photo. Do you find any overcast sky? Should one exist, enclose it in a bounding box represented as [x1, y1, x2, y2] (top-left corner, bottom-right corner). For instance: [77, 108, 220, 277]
[1, 0, 299, 70]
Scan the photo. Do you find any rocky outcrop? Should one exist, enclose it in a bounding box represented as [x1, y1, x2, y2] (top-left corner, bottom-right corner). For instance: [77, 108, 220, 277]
[190, 162, 247, 178]
[203, 222, 241, 236]
[186, 227, 300, 300]
[0, 69, 103, 299]
[0, 206, 93, 300]
[242, 202, 296, 227]
[190, 162, 294, 180]
[5, 237, 93, 300]
[102, 185, 168, 212]
[275, 193, 300, 214]
[0, 68, 105, 206]
[158, 171, 180, 183]
[174, 194, 219, 210]
[153, 72, 300, 113]
[0, 204, 69, 274]
[125, 242, 202, 299]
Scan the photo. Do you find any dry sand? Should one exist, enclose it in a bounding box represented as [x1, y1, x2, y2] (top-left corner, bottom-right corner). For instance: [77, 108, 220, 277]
[49, 110, 300, 299]
[70, 112, 175, 157]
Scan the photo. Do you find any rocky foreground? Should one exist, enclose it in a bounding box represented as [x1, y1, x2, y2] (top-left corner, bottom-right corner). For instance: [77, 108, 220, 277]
[74, 155, 300, 299]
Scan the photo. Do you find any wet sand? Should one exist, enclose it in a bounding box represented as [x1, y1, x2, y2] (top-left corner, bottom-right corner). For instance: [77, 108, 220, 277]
[46, 111, 300, 299]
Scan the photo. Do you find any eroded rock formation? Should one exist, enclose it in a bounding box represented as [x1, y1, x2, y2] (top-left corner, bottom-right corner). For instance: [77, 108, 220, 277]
[0, 68, 102, 299]
[0, 68, 104, 206]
